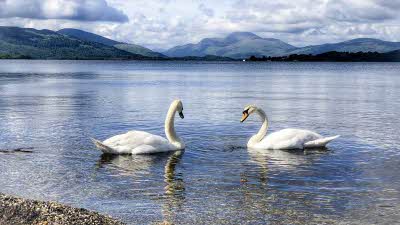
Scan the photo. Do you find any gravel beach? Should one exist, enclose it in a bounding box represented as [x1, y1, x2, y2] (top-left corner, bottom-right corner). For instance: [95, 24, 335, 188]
[0, 193, 125, 225]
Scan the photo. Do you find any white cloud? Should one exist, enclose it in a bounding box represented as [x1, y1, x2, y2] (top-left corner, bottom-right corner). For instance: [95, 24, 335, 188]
[0, 0, 128, 22]
[1, 0, 400, 49]
[198, 3, 214, 17]
[326, 0, 397, 23]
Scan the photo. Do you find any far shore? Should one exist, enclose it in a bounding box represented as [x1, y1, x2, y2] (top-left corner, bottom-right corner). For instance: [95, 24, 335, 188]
[1, 50, 400, 62]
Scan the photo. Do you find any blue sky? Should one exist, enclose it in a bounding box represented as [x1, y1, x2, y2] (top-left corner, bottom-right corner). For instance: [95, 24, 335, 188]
[0, 0, 400, 50]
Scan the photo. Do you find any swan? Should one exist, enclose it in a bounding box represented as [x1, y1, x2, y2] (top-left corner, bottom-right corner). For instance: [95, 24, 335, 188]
[92, 100, 185, 154]
[240, 105, 339, 150]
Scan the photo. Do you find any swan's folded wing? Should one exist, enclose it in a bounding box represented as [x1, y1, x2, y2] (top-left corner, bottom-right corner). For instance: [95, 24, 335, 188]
[143, 134, 170, 146]
[102, 131, 154, 154]
[259, 129, 323, 150]
[99, 130, 174, 154]
[304, 135, 340, 148]
[142, 135, 176, 153]
[131, 144, 172, 154]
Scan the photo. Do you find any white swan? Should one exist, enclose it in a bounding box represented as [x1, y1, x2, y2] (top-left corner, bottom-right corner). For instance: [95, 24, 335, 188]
[92, 100, 185, 154]
[240, 105, 339, 150]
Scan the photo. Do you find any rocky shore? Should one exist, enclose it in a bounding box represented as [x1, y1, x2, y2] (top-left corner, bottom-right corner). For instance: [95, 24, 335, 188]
[0, 193, 125, 225]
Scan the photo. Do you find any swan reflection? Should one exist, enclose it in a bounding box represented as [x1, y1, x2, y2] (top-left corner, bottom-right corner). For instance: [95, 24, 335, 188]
[97, 153, 163, 177]
[96, 151, 186, 224]
[161, 150, 185, 224]
[247, 147, 329, 170]
[164, 150, 185, 195]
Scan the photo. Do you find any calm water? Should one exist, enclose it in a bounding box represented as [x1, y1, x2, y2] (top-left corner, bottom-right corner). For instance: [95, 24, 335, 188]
[0, 60, 399, 224]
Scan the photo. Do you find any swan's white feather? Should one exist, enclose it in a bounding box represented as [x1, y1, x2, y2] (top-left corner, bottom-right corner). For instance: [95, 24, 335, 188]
[95, 131, 177, 154]
[251, 128, 328, 150]
[304, 135, 340, 148]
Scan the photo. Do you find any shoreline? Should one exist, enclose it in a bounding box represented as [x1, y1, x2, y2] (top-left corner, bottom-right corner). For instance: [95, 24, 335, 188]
[0, 193, 125, 225]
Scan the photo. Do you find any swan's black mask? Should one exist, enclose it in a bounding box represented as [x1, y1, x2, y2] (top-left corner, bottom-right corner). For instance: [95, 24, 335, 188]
[179, 111, 184, 119]
[241, 109, 249, 122]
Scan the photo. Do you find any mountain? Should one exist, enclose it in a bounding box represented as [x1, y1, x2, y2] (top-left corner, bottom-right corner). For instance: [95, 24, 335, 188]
[163, 32, 297, 59]
[0, 26, 146, 59]
[288, 38, 400, 55]
[164, 32, 400, 58]
[58, 28, 165, 58]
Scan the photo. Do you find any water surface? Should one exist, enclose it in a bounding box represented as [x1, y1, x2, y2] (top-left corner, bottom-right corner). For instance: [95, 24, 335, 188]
[0, 60, 399, 224]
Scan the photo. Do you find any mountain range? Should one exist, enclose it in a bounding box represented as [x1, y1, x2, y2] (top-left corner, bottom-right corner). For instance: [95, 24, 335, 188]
[163, 32, 400, 59]
[1, 26, 400, 60]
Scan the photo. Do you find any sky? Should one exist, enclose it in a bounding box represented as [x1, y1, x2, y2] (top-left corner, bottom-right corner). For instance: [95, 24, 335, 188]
[0, 0, 400, 51]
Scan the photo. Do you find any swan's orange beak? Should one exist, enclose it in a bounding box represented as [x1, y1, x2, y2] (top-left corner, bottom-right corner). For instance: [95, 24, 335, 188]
[240, 112, 249, 122]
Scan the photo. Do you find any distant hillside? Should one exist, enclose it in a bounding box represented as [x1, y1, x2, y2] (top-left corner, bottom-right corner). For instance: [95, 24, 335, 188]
[164, 32, 297, 59]
[58, 28, 165, 58]
[58, 28, 120, 46]
[288, 38, 400, 55]
[0, 26, 146, 59]
[113, 43, 165, 58]
[165, 32, 400, 58]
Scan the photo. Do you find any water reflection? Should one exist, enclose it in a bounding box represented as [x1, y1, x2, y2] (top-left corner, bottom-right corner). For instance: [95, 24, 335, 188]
[164, 151, 185, 196]
[0, 147, 34, 154]
[247, 148, 329, 170]
[162, 151, 185, 224]
[96, 151, 186, 224]
[246, 147, 330, 190]
[97, 154, 157, 177]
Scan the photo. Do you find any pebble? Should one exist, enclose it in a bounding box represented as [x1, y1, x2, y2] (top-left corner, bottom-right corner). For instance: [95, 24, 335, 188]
[0, 193, 125, 225]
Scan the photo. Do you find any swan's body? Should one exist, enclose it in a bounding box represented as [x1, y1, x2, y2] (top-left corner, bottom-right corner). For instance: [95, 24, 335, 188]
[250, 128, 338, 150]
[241, 105, 339, 150]
[92, 100, 185, 154]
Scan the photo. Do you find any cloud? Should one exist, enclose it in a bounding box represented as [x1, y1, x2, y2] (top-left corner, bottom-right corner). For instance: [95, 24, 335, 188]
[0, 0, 128, 22]
[223, 0, 325, 34]
[373, 0, 400, 10]
[326, 0, 397, 23]
[198, 3, 214, 17]
[1, 0, 400, 49]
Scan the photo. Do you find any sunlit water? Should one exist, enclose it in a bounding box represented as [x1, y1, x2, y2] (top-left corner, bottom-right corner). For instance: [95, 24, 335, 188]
[0, 60, 399, 224]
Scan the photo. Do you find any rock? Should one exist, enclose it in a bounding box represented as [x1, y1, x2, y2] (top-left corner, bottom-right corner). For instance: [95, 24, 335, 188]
[0, 193, 125, 225]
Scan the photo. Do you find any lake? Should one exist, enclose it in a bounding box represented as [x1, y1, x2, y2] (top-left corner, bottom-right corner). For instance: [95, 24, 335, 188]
[0, 60, 399, 224]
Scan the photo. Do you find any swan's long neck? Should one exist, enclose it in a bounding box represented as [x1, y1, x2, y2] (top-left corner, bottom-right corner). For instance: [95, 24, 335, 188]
[249, 108, 269, 145]
[165, 103, 183, 147]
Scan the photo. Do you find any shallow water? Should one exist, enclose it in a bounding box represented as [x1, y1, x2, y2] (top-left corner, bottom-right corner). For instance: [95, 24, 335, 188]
[0, 60, 399, 224]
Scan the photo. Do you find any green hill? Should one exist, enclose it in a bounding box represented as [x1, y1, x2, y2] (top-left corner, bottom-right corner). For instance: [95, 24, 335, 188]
[58, 28, 165, 58]
[57, 28, 121, 46]
[0, 26, 146, 59]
